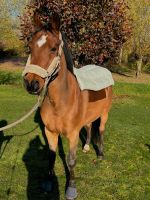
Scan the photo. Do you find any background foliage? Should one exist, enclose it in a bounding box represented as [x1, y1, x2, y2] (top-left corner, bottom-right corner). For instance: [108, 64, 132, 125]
[20, 0, 132, 65]
[0, 0, 150, 72]
[0, 0, 28, 55]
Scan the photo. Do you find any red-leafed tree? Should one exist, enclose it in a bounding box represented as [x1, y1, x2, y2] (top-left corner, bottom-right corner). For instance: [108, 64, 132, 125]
[20, 0, 132, 66]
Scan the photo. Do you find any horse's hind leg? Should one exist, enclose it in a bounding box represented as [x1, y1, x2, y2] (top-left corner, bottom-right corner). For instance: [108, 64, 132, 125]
[83, 123, 92, 153]
[98, 113, 108, 160]
[66, 132, 79, 200]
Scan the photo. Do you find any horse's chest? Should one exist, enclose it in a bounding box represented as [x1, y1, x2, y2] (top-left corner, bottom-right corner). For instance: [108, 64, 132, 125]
[40, 105, 67, 133]
[49, 116, 65, 133]
[42, 111, 64, 132]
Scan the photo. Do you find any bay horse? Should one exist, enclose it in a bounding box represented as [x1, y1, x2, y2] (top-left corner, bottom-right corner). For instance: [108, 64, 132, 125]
[23, 12, 113, 200]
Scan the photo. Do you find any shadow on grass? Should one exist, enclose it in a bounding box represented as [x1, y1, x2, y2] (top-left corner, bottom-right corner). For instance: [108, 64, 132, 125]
[23, 109, 70, 200]
[0, 120, 13, 159]
[145, 144, 150, 152]
[23, 135, 60, 200]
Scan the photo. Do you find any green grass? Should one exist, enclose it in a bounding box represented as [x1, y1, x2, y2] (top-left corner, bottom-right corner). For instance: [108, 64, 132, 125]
[0, 83, 150, 200]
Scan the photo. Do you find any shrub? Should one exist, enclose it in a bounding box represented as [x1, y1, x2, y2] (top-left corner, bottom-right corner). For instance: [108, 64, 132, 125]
[143, 63, 150, 73]
[20, 0, 132, 66]
[0, 71, 22, 85]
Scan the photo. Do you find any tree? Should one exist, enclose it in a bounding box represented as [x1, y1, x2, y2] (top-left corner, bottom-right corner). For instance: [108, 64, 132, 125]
[125, 0, 150, 77]
[62, 0, 132, 66]
[20, 0, 132, 66]
[0, 0, 28, 54]
[0, 1, 14, 48]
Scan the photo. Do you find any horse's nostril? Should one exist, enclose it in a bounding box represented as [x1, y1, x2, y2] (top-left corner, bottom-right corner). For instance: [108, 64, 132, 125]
[31, 80, 40, 92]
[24, 79, 40, 93]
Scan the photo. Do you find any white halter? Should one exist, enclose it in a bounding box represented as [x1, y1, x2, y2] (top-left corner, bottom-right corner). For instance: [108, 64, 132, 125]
[22, 33, 64, 106]
[22, 33, 64, 79]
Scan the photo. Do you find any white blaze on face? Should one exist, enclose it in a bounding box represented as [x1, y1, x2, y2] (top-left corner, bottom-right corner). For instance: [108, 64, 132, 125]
[37, 35, 48, 47]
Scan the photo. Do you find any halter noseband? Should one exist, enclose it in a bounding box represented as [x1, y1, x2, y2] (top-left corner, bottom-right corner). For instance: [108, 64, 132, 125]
[22, 33, 64, 80]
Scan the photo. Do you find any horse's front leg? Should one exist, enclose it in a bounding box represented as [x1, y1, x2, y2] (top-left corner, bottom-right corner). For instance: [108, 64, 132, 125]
[66, 132, 79, 200]
[42, 127, 59, 192]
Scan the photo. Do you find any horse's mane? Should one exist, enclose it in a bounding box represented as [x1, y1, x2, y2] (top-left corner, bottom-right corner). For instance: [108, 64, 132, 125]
[61, 32, 74, 74]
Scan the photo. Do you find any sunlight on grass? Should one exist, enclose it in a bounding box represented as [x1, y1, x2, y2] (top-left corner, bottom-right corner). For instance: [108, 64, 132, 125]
[0, 82, 150, 200]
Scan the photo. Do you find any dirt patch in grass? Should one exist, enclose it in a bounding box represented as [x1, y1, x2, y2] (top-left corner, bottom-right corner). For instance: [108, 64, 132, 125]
[0, 58, 149, 84]
[113, 94, 131, 100]
[113, 94, 134, 104]
[112, 73, 150, 84]
[0, 58, 26, 72]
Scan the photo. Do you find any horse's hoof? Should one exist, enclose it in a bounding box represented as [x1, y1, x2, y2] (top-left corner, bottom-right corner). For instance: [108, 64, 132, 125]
[66, 186, 77, 200]
[83, 144, 90, 153]
[97, 155, 104, 160]
[40, 180, 53, 193]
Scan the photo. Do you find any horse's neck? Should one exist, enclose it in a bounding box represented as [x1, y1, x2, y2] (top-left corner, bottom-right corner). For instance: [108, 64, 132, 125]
[47, 52, 78, 108]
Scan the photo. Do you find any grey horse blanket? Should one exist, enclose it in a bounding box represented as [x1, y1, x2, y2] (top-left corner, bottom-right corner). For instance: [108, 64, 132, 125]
[73, 65, 114, 91]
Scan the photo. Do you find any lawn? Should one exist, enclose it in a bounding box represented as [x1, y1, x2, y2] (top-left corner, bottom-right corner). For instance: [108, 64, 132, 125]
[0, 80, 150, 200]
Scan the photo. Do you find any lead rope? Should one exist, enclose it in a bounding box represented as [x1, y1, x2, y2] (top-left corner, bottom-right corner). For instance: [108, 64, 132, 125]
[0, 76, 50, 132]
[0, 66, 53, 132]
[0, 63, 60, 132]
[0, 96, 40, 132]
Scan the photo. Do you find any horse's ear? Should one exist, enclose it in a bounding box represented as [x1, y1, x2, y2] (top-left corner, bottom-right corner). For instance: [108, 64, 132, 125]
[33, 11, 60, 32]
[33, 12, 43, 29]
[51, 12, 60, 32]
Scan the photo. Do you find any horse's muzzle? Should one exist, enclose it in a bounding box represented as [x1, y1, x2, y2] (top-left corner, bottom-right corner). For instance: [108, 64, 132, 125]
[24, 79, 40, 95]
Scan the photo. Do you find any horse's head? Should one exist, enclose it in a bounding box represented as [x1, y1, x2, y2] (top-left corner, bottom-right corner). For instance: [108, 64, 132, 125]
[23, 11, 61, 95]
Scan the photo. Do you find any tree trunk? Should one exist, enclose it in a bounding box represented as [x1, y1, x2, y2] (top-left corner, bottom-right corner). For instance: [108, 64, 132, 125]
[119, 47, 123, 65]
[136, 56, 143, 79]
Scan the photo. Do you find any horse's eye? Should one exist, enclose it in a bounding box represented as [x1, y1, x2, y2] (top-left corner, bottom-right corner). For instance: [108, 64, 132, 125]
[51, 47, 57, 52]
